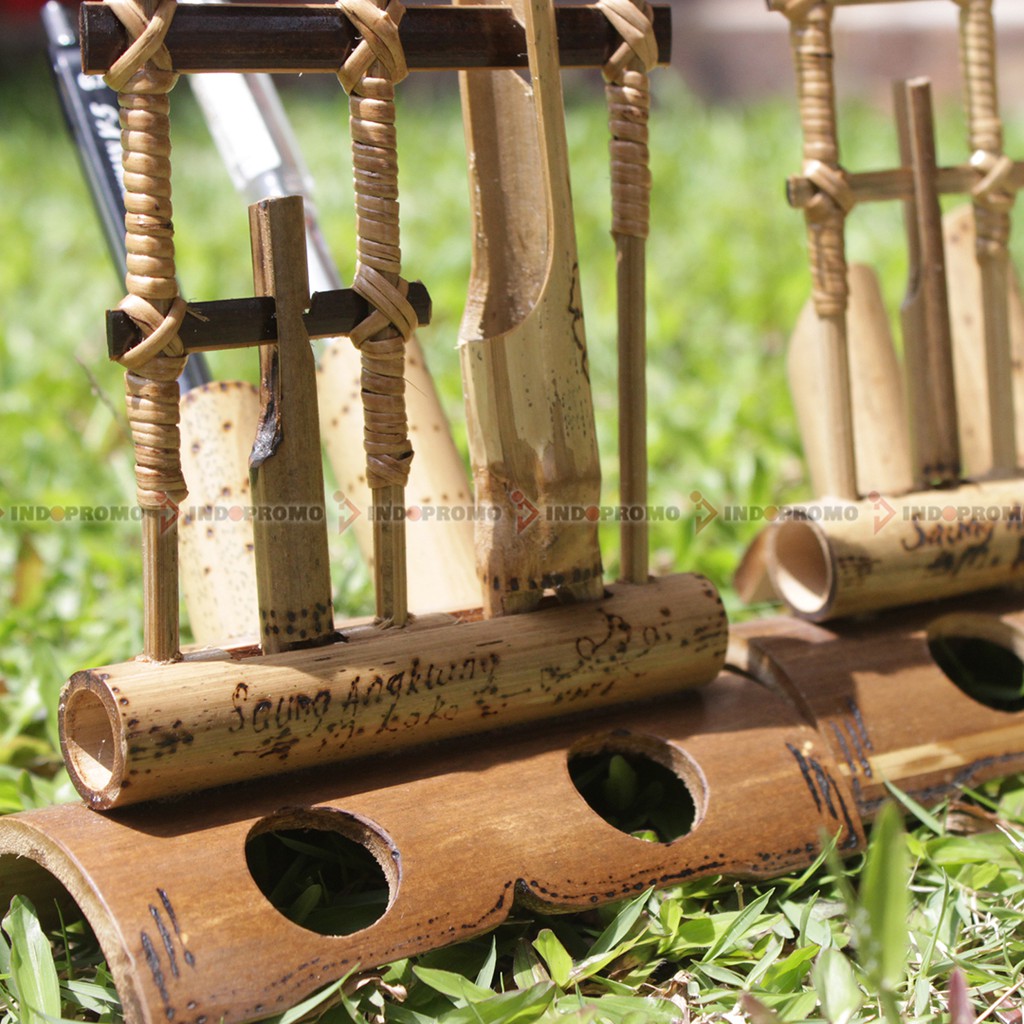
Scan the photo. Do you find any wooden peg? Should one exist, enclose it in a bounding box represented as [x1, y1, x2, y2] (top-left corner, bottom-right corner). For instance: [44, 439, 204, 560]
[248, 196, 334, 653]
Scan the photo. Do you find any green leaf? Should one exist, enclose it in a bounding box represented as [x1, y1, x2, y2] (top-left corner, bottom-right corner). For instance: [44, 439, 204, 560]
[532, 929, 573, 988]
[413, 966, 496, 1005]
[587, 889, 651, 959]
[436, 982, 555, 1024]
[701, 889, 774, 961]
[883, 779, 945, 836]
[858, 802, 910, 996]
[2, 896, 61, 1024]
[473, 938, 498, 992]
[812, 948, 863, 1024]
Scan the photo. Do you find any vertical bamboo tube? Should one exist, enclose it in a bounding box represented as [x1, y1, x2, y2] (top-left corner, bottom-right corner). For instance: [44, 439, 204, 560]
[788, 264, 914, 498]
[958, 0, 1018, 477]
[598, 0, 658, 585]
[458, 0, 604, 616]
[104, 0, 189, 661]
[337, 0, 416, 628]
[781, 0, 858, 500]
[895, 77, 960, 486]
[178, 381, 262, 643]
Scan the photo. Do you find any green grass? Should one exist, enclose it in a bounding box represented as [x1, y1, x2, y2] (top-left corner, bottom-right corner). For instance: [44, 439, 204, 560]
[2, 52, 1024, 1024]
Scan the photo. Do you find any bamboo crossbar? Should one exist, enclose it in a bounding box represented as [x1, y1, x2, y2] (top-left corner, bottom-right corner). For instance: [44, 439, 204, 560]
[80, 2, 672, 75]
[107, 284, 432, 360]
[788, 161, 1024, 210]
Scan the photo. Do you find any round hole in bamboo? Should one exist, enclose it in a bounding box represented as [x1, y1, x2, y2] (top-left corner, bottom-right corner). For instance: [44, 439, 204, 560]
[61, 688, 118, 792]
[927, 615, 1024, 713]
[567, 735, 705, 843]
[245, 810, 397, 936]
[769, 520, 834, 617]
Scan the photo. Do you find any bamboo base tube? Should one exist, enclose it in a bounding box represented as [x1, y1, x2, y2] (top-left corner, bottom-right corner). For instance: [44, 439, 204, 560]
[7, 659, 856, 1024]
[765, 479, 1024, 621]
[24, 595, 1024, 1024]
[59, 573, 726, 809]
[730, 593, 1024, 817]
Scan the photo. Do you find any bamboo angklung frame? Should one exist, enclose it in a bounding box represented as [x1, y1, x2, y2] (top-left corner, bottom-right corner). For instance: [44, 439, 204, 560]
[59, 0, 715, 809]
[5, 3, 1024, 1021]
[762, 0, 1024, 621]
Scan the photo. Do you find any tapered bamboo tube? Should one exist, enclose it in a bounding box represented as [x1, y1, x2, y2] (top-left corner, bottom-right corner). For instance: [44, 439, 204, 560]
[766, 479, 1024, 621]
[944, 205, 1024, 478]
[248, 197, 335, 652]
[59, 572, 727, 809]
[788, 263, 914, 499]
[458, 0, 605, 616]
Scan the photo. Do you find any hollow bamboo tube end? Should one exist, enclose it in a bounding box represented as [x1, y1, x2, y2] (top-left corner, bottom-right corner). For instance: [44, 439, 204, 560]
[767, 519, 835, 620]
[59, 676, 125, 810]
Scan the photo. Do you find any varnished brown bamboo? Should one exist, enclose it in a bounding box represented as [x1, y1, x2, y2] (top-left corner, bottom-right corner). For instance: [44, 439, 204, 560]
[458, 0, 604, 615]
[765, 479, 1024, 621]
[21, 596, 1024, 1024]
[895, 77, 960, 487]
[58, 573, 727, 808]
[248, 197, 334, 652]
[80, 2, 672, 75]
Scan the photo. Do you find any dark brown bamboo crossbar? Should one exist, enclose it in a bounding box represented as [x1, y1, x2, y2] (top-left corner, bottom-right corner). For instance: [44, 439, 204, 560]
[80, 3, 671, 75]
[107, 283, 432, 359]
